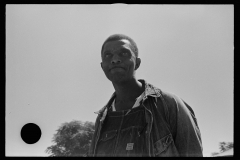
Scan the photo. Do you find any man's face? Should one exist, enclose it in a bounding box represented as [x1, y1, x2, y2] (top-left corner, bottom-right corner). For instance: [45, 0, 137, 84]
[101, 39, 140, 83]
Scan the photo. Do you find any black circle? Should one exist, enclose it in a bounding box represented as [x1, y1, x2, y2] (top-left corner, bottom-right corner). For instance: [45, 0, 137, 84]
[21, 123, 42, 144]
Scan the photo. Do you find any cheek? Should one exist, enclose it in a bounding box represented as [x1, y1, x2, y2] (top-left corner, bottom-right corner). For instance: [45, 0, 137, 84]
[129, 59, 136, 70]
[101, 63, 112, 77]
[101, 65, 108, 74]
[101, 61, 108, 69]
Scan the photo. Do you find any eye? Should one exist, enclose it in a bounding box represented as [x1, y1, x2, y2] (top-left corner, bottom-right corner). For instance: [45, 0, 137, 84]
[122, 52, 128, 56]
[104, 53, 111, 58]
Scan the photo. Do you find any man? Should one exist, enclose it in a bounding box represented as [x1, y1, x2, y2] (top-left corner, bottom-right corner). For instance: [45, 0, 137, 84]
[87, 34, 203, 157]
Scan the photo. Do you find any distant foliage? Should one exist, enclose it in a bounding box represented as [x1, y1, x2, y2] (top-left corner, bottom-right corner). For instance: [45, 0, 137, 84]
[211, 141, 233, 156]
[219, 142, 233, 152]
[211, 152, 219, 156]
[45, 120, 95, 157]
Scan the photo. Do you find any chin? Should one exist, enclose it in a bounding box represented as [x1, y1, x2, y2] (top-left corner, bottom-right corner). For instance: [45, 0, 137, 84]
[108, 75, 128, 84]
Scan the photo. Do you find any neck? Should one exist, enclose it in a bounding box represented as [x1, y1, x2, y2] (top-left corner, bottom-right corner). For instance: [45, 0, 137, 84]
[112, 78, 144, 103]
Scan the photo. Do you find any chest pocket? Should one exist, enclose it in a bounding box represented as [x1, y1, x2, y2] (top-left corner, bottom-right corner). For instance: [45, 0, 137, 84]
[100, 130, 117, 142]
[96, 130, 118, 156]
[154, 134, 177, 156]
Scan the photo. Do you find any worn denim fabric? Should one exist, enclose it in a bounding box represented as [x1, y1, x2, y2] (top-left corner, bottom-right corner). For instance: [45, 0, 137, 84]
[95, 106, 147, 157]
[88, 79, 203, 157]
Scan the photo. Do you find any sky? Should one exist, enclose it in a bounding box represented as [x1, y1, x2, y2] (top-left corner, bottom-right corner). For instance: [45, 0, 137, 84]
[6, 4, 233, 157]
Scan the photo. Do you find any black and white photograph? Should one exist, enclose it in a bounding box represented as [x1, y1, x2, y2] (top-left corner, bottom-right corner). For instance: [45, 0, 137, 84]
[6, 4, 233, 157]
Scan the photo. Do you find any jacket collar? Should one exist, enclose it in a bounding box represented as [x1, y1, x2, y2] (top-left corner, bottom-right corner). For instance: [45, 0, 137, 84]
[94, 79, 161, 115]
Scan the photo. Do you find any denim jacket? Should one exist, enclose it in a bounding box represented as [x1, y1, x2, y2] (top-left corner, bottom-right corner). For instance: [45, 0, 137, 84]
[88, 79, 203, 157]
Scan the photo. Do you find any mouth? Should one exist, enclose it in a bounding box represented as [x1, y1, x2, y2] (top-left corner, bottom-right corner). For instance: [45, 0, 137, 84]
[110, 67, 125, 72]
[110, 67, 125, 71]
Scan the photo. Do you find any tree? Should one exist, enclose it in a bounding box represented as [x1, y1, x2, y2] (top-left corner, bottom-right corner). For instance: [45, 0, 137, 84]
[219, 142, 233, 152]
[211, 152, 219, 156]
[211, 141, 233, 156]
[45, 120, 95, 157]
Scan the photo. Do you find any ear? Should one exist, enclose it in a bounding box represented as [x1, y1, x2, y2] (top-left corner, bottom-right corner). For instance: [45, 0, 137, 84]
[100, 62, 103, 70]
[135, 58, 141, 70]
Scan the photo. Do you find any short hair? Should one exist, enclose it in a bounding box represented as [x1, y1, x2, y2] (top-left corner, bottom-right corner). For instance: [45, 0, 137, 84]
[101, 34, 138, 58]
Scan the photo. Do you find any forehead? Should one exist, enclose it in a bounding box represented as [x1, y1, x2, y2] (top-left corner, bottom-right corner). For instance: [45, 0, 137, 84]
[103, 39, 133, 53]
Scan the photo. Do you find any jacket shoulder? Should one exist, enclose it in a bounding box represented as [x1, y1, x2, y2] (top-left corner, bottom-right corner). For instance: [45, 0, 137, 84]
[159, 89, 199, 129]
[159, 90, 193, 114]
[158, 89, 179, 109]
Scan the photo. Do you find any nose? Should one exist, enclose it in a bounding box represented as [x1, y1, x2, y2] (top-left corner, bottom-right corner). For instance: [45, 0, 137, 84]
[111, 54, 121, 64]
